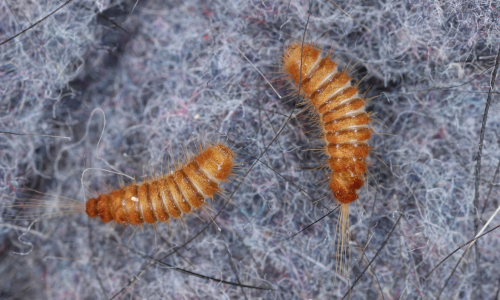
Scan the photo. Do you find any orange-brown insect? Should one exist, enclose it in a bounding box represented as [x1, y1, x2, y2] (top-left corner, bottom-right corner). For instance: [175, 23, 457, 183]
[283, 41, 371, 278]
[85, 143, 235, 225]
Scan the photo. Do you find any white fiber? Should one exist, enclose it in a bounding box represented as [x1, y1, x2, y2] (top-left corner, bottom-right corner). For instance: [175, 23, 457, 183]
[1, 0, 500, 299]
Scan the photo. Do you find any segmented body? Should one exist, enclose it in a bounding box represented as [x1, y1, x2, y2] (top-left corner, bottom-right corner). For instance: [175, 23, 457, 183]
[85, 144, 234, 225]
[283, 42, 370, 203]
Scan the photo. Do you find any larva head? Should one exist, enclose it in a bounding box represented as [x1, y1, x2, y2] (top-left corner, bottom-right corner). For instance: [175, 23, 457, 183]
[283, 42, 321, 83]
[195, 144, 234, 182]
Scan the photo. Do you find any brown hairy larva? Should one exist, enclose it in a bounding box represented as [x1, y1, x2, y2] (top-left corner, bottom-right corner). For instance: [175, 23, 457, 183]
[283, 41, 371, 278]
[85, 143, 235, 225]
[6, 143, 235, 228]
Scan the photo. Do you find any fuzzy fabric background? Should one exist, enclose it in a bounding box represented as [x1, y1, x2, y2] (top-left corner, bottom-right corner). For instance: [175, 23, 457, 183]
[1, 0, 500, 299]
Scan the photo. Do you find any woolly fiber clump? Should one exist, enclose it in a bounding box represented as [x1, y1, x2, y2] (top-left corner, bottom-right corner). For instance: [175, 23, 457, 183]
[1, 0, 500, 299]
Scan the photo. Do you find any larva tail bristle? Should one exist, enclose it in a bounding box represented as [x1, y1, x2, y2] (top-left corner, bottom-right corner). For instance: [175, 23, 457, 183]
[1, 191, 86, 221]
[334, 203, 351, 281]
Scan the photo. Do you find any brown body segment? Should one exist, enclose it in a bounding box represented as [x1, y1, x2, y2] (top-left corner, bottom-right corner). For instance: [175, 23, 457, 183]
[329, 158, 367, 174]
[85, 198, 98, 218]
[324, 114, 370, 132]
[317, 87, 358, 115]
[158, 177, 183, 218]
[183, 161, 219, 198]
[325, 128, 371, 144]
[195, 144, 234, 181]
[301, 58, 338, 94]
[149, 181, 170, 222]
[173, 170, 205, 209]
[309, 72, 351, 107]
[283, 44, 321, 82]
[321, 99, 365, 123]
[330, 171, 365, 203]
[123, 185, 142, 225]
[110, 189, 128, 224]
[85, 143, 235, 224]
[166, 174, 191, 214]
[97, 195, 113, 223]
[327, 144, 370, 159]
[137, 183, 157, 224]
[284, 42, 371, 204]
